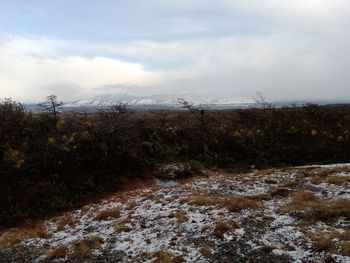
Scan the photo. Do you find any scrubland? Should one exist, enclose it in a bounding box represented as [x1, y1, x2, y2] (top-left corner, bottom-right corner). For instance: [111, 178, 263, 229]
[1, 98, 350, 251]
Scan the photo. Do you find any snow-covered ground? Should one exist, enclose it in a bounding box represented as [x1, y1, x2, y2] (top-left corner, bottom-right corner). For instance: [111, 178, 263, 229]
[0, 165, 349, 262]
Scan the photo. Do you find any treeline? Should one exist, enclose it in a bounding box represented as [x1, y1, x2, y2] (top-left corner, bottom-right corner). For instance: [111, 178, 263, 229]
[1, 97, 350, 228]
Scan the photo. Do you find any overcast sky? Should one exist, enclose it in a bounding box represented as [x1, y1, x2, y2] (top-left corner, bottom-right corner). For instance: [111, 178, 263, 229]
[0, 0, 350, 102]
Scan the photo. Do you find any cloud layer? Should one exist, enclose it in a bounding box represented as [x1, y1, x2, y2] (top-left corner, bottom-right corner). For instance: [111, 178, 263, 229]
[0, 0, 350, 102]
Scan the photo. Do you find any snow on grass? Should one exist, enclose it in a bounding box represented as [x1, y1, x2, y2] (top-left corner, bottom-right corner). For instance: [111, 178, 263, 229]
[1, 165, 349, 262]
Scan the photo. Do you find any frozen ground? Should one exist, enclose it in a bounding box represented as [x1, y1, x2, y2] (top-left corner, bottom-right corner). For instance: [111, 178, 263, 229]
[0, 164, 349, 262]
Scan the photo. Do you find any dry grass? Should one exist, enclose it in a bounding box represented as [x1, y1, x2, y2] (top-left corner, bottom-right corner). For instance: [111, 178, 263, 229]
[56, 215, 79, 231]
[326, 176, 350, 185]
[152, 250, 173, 263]
[175, 211, 188, 223]
[69, 236, 103, 259]
[187, 191, 260, 212]
[225, 196, 261, 212]
[126, 202, 138, 211]
[114, 224, 132, 233]
[281, 180, 301, 188]
[301, 229, 350, 257]
[172, 255, 185, 263]
[301, 167, 350, 179]
[339, 230, 350, 241]
[0, 223, 51, 249]
[311, 236, 335, 253]
[268, 187, 292, 197]
[199, 244, 213, 257]
[326, 230, 350, 256]
[45, 245, 69, 261]
[280, 191, 350, 223]
[341, 242, 350, 256]
[325, 229, 350, 242]
[212, 221, 239, 239]
[114, 217, 133, 233]
[187, 191, 222, 206]
[94, 207, 121, 221]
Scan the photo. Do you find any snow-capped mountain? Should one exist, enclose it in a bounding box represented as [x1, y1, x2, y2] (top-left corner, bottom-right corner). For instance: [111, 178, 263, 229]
[62, 93, 256, 109]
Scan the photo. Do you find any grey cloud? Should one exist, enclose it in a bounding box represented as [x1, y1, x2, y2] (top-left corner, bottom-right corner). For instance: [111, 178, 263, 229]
[1, 1, 350, 102]
[38, 83, 81, 101]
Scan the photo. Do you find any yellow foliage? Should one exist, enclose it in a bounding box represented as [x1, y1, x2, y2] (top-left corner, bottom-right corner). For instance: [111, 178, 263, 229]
[233, 131, 241, 137]
[290, 126, 297, 133]
[67, 135, 75, 144]
[4, 148, 24, 168]
[56, 118, 65, 130]
[311, 129, 318, 136]
[47, 137, 56, 145]
[84, 121, 92, 128]
[5, 148, 20, 159]
[15, 160, 25, 168]
[63, 146, 70, 152]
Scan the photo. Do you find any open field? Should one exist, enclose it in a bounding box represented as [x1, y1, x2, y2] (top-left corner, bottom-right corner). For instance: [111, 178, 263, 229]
[1, 164, 349, 262]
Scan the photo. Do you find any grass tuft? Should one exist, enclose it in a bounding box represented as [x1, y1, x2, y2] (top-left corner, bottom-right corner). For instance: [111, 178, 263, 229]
[56, 215, 79, 231]
[94, 208, 121, 221]
[187, 191, 260, 212]
[280, 191, 350, 223]
[175, 211, 188, 224]
[152, 250, 173, 263]
[326, 176, 350, 185]
[45, 245, 69, 261]
[0, 223, 51, 249]
[69, 236, 103, 259]
[212, 221, 239, 239]
[199, 244, 213, 257]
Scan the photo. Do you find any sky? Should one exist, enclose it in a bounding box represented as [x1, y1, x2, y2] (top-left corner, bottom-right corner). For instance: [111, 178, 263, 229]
[0, 0, 350, 102]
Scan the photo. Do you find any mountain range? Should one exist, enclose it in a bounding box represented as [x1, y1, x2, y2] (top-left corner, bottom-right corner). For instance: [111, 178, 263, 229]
[27, 94, 258, 111]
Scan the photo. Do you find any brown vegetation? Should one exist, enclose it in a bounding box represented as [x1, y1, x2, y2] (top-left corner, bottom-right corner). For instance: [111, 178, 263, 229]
[0, 223, 51, 249]
[94, 208, 121, 221]
[187, 191, 260, 212]
[326, 176, 350, 185]
[199, 244, 213, 257]
[153, 251, 172, 263]
[339, 230, 350, 241]
[268, 187, 292, 197]
[150, 250, 184, 263]
[56, 215, 79, 231]
[280, 191, 350, 223]
[260, 245, 276, 253]
[175, 211, 188, 224]
[2, 98, 350, 228]
[341, 242, 350, 256]
[311, 235, 335, 253]
[114, 217, 133, 233]
[212, 221, 239, 239]
[69, 236, 103, 259]
[301, 167, 350, 179]
[45, 245, 69, 261]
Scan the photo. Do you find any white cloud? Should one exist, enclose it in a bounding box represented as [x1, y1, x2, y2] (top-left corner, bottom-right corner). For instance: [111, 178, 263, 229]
[1, 0, 350, 102]
[0, 36, 161, 101]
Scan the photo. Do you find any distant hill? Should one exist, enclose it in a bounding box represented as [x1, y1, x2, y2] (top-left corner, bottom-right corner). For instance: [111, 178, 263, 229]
[24, 94, 350, 112]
